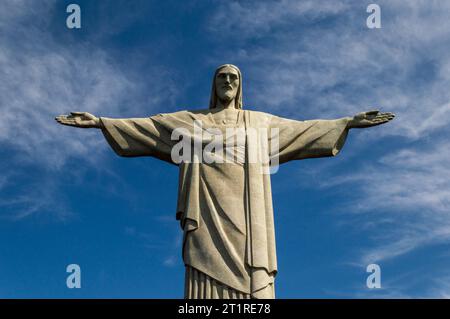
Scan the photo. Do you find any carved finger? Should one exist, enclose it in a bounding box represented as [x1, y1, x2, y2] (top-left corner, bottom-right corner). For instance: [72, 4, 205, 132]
[372, 118, 392, 125]
[378, 112, 394, 118]
[375, 114, 393, 120]
[62, 119, 76, 124]
[381, 112, 395, 119]
[56, 116, 70, 122]
[59, 120, 76, 126]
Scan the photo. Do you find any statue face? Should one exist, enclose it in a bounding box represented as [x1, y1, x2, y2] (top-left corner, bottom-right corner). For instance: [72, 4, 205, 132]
[215, 66, 239, 104]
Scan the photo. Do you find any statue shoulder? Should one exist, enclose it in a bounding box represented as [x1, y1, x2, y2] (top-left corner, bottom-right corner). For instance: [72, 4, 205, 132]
[244, 109, 278, 122]
[150, 108, 211, 123]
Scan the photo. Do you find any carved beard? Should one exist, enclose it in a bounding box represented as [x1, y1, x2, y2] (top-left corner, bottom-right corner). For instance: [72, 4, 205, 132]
[218, 89, 237, 103]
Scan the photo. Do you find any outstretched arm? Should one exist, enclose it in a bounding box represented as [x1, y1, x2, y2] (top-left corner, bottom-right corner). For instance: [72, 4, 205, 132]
[269, 109, 395, 164]
[55, 111, 177, 164]
[55, 112, 101, 128]
[346, 110, 395, 129]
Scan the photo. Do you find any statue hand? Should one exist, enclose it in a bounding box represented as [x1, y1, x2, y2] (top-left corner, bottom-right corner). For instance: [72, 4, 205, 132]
[347, 110, 395, 129]
[55, 112, 100, 128]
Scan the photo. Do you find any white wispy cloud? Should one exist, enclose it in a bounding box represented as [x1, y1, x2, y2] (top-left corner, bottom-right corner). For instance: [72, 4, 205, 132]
[208, 0, 350, 40]
[208, 0, 450, 140]
[124, 224, 182, 268]
[351, 270, 450, 299]
[0, 1, 179, 220]
[323, 140, 450, 264]
[429, 275, 450, 299]
[0, 177, 72, 221]
[2, 3, 126, 168]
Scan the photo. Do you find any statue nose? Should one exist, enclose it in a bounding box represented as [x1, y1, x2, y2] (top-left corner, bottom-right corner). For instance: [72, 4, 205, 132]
[225, 75, 233, 83]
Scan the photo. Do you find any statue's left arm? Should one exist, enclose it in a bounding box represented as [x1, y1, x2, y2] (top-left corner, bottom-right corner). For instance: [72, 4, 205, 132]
[269, 110, 394, 164]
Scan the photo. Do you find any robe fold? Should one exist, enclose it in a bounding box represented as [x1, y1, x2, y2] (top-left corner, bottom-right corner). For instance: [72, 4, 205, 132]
[99, 109, 349, 298]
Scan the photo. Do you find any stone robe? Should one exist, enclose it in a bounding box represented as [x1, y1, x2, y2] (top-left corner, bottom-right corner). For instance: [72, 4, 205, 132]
[99, 109, 349, 298]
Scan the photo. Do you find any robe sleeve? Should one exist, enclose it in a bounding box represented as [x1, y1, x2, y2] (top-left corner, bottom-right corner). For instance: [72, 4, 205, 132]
[99, 114, 177, 165]
[269, 115, 350, 164]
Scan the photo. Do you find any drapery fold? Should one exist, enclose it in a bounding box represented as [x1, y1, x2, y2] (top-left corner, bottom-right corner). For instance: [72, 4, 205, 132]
[99, 109, 349, 299]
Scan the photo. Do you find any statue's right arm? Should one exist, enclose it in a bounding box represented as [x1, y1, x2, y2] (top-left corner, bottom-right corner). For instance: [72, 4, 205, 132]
[56, 111, 177, 164]
[55, 112, 101, 128]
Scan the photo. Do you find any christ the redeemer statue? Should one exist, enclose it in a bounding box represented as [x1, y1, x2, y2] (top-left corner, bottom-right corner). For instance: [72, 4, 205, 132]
[55, 64, 394, 299]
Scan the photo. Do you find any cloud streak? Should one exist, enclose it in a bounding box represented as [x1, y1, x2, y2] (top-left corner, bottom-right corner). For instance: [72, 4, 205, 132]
[330, 140, 450, 264]
[208, 0, 450, 140]
[0, 1, 177, 220]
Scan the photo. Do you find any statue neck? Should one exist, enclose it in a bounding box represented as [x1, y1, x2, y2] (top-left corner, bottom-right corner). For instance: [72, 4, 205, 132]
[216, 98, 236, 110]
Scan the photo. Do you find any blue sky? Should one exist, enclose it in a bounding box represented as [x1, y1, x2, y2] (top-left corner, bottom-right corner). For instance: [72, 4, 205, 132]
[1, 0, 450, 298]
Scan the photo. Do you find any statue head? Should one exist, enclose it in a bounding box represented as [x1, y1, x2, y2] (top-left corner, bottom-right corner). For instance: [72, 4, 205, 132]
[209, 64, 243, 109]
